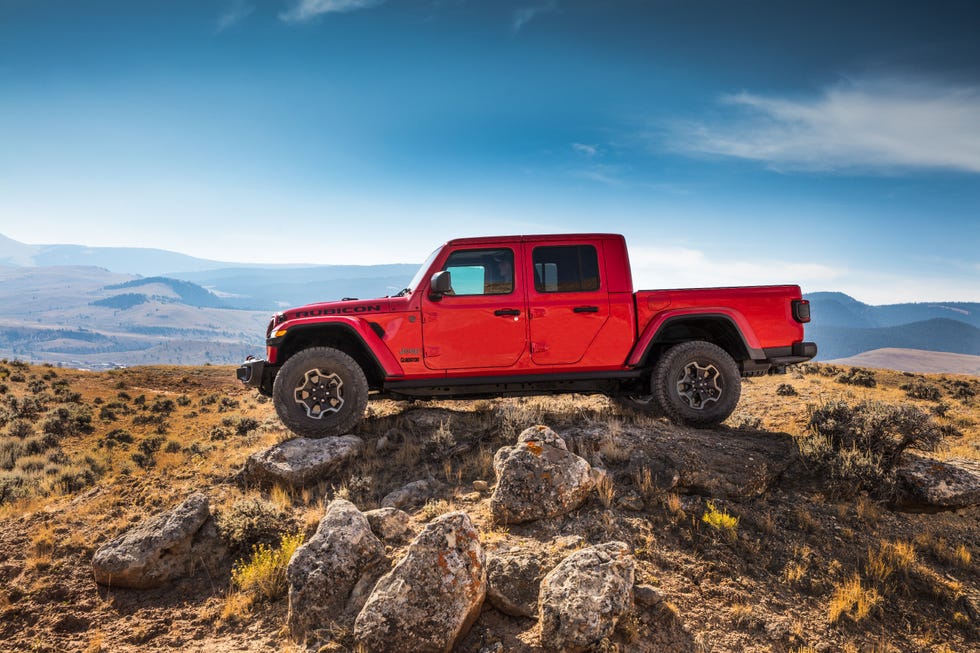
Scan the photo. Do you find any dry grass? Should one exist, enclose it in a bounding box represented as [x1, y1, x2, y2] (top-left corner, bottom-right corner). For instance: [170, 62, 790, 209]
[701, 501, 739, 542]
[418, 498, 455, 521]
[663, 492, 683, 516]
[82, 631, 104, 653]
[828, 574, 881, 623]
[854, 494, 881, 525]
[230, 531, 304, 602]
[595, 471, 615, 509]
[633, 466, 655, 500]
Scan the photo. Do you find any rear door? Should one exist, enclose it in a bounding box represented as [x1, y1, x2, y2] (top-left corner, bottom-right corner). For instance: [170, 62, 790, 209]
[526, 241, 609, 365]
[421, 245, 528, 370]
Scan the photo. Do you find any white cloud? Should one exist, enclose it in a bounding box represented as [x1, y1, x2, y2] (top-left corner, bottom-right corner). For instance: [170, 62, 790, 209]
[628, 245, 980, 303]
[280, 0, 386, 23]
[216, 1, 254, 32]
[512, 1, 558, 34]
[571, 142, 597, 157]
[629, 245, 844, 291]
[672, 79, 980, 174]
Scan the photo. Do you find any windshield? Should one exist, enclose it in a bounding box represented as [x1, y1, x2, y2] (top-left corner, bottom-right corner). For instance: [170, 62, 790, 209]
[398, 246, 442, 296]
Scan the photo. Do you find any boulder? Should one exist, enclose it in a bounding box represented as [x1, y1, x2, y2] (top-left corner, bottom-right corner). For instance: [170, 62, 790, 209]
[245, 435, 363, 488]
[363, 507, 414, 543]
[538, 541, 635, 652]
[486, 546, 565, 618]
[628, 426, 795, 498]
[380, 478, 444, 509]
[490, 426, 594, 524]
[894, 456, 980, 511]
[92, 493, 223, 589]
[354, 511, 486, 653]
[286, 499, 386, 638]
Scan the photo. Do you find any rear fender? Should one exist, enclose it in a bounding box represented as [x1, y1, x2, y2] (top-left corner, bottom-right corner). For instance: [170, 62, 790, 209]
[627, 308, 763, 367]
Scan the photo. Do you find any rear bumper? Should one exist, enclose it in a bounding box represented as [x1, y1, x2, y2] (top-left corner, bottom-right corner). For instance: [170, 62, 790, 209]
[769, 341, 818, 365]
[741, 341, 817, 375]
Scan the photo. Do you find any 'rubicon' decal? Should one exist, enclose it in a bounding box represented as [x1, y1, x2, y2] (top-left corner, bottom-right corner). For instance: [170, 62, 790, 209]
[290, 304, 382, 318]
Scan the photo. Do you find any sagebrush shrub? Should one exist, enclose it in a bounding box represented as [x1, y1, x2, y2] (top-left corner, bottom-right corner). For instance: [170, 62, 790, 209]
[800, 400, 942, 497]
[900, 379, 941, 401]
[835, 368, 876, 388]
[218, 497, 298, 556]
[234, 417, 260, 437]
[776, 383, 798, 396]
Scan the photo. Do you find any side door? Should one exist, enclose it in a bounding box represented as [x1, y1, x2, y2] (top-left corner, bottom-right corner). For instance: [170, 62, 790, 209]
[527, 241, 609, 365]
[421, 246, 528, 370]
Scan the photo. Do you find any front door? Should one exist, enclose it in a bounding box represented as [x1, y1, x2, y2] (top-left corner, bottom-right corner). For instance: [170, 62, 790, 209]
[422, 246, 527, 370]
[527, 242, 609, 365]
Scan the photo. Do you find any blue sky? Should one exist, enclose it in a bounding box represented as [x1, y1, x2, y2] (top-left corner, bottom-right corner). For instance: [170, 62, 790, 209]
[1, 0, 978, 303]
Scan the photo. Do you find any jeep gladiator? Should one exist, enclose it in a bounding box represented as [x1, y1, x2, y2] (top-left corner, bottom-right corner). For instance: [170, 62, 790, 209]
[238, 234, 816, 436]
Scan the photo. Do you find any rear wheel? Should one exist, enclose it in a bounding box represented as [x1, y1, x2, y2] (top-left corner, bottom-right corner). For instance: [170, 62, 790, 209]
[272, 347, 368, 438]
[653, 341, 740, 428]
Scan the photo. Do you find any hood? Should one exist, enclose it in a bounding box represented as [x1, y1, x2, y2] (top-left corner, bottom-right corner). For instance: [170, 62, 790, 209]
[280, 297, 393, 322]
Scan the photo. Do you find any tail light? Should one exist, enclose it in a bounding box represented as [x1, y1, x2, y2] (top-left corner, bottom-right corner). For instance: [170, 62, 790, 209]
[792, 299, 811, 323]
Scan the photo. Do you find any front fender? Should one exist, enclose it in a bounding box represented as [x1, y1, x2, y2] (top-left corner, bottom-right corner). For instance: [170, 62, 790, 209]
[267, 316, 404, 377]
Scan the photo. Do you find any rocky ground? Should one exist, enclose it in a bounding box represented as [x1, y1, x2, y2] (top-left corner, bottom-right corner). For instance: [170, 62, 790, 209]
[0, 361, 978, 652]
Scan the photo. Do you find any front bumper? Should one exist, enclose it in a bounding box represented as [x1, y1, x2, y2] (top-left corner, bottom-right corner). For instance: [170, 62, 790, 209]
[237, 358, 276, 396]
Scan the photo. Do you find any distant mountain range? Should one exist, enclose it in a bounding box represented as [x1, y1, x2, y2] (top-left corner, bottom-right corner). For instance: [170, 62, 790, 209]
[1, 233, 977, 371]
[802, 292, 980, 361]
[0, 233, 419, 311]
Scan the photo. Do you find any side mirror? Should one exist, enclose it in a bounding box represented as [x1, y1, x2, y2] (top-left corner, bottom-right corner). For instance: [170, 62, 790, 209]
[429, 270, 452, 300]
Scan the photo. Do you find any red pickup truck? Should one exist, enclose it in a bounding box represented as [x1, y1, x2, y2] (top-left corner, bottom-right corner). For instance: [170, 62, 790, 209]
[238, 234, 815, 436]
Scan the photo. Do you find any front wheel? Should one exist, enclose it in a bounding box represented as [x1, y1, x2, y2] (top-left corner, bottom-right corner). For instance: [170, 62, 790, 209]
[653, 341, 741, 428]
[272, 347, 368, 438]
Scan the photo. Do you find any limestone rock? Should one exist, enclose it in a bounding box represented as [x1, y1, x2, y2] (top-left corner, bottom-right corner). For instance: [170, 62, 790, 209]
[538, 541, 636, 652]
[894, 456, 980, 510]
[245, 435, 363, 488]
[354, 511, 486, 653]
[490, 426, 594, 524]
[628, 427, 795, 498]
[287, 499, 387, 638]
[380, 478, 444, 509]
[363, 507, 414, 543]
[92, 493, 223, 589]
[486, 547, 564, 618]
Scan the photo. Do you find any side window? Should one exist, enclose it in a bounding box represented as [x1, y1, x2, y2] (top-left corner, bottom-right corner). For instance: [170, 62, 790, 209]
[442, 248, 514, 296]
[532, 245, 600, 293]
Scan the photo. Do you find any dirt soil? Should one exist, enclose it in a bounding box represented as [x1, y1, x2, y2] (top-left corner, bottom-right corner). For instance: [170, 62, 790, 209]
[0, 362, 977, 652]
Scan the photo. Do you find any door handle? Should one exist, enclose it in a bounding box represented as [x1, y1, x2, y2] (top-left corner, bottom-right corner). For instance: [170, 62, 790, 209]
[494, 308, 521, 316]
[573, 306, 599, 313]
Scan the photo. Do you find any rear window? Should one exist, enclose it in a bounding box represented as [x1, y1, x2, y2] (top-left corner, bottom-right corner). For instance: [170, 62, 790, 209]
[532, 245, 600, 293]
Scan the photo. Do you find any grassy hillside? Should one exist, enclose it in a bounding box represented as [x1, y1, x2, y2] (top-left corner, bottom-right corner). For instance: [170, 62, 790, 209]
[0, 360, 977, 652]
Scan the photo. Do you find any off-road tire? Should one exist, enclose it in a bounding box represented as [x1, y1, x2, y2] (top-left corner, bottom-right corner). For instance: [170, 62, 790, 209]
[272, 346, 368, 438]
[653, 341, 740, 428]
